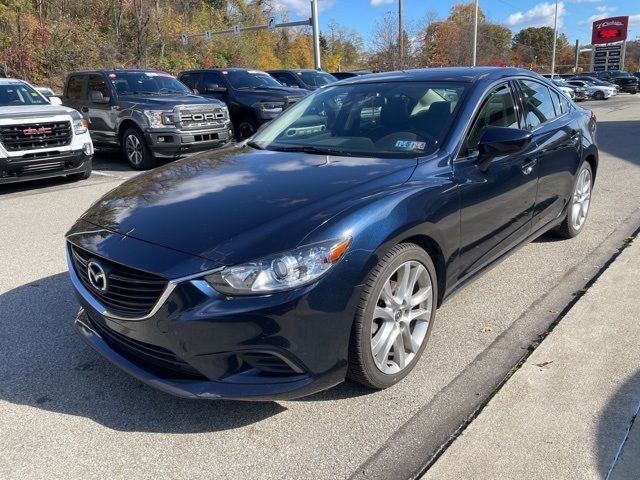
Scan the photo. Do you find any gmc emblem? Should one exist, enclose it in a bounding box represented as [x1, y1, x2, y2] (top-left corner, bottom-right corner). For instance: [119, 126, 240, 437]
[23, 126, 52, 136]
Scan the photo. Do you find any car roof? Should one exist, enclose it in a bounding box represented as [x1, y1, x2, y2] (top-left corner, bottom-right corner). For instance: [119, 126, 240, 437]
[182, 68, 270, 73]
[268, 69, 324, 73]
[334, 67, 541, 85]
[69, 69, 170, 75]
[0, 78, 27, 85]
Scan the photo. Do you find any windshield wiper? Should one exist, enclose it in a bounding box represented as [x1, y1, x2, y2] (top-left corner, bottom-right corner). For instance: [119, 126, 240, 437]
[267, 145, 352, 156]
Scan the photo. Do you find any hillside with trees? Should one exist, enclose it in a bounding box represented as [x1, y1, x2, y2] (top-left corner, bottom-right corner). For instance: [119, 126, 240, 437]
[1, 1, 638, 89]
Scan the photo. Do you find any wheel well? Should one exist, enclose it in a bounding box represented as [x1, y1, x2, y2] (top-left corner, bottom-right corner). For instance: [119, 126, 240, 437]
[584, 153, 598, 181]
[399, 235, 447, 307]
[118, 120, 142, 143]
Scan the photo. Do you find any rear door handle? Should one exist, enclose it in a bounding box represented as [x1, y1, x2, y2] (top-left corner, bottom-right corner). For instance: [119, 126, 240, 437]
[522, 158, 537, 175]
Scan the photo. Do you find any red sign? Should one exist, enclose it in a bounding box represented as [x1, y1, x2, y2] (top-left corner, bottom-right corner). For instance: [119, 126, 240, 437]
[592, 16, 628, 45]
[23, 127, 52, 136]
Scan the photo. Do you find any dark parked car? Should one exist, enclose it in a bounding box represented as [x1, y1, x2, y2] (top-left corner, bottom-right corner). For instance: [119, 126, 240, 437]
[596, 70, 638, 93]
[66, 67, 597, 400]
[268, 69, 337, 90]
[62, 69, 233, 169]
[178, 68, 307, 141]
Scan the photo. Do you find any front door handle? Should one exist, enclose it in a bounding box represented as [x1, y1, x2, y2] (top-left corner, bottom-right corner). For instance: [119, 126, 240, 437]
[522, 158, 537, 175]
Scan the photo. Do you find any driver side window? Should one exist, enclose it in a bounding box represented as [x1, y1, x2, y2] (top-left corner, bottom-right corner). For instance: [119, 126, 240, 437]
[463, 84, 519, 157]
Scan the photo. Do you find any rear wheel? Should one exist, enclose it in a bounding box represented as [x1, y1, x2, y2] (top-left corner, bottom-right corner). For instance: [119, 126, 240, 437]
[348, 243, 438, 389]
[122, 128, 156, 170]
[554, 162, 593, 239]
[593, 90, 605, 100]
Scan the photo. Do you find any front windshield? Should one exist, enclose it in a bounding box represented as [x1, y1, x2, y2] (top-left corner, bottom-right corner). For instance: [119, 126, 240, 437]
[225, 70, 283, 89]
[109, 71, 192, 95]
[299, 71, 337, 88]
[250, 81, 467, 158]
[0, 82, 48, 106]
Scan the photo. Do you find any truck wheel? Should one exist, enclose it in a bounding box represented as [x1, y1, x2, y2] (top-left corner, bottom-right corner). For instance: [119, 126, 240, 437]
[122, 128, 156, 170]
[235, 117, 258, 141]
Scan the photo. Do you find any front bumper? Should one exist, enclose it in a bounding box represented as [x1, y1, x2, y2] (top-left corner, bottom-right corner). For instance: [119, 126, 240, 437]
[66, 228, 364, 400]
[145, 123, 234, 159]
[0, 149, 92, 185]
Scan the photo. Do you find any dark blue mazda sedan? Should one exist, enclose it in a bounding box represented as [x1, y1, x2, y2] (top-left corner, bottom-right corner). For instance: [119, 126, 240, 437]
[66, 67, 597, 400]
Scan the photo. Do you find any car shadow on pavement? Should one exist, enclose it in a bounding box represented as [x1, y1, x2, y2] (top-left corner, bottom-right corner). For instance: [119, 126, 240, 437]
[0, 273, 286, 433]
[595, 121, 640, 167]
[597, 369, 640, 479]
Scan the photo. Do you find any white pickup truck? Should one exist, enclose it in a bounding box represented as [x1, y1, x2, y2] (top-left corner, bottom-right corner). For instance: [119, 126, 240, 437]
[0, 78, 93, 185]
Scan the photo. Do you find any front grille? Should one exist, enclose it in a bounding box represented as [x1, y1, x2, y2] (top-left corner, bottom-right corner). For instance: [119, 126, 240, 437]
[179, 106, 228, 129]
[70, 244, 168, 318]
[0, 121, 72, 152]
[89, 316, 206, 379]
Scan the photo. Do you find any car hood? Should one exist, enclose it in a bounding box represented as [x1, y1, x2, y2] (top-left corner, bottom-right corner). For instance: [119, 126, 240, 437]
[80, 146, 417, 265]
[0, 105, 78, 120]
[116, 94, 225, 108]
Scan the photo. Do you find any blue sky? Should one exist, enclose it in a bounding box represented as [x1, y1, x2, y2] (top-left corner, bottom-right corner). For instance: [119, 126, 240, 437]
[275, 0, 640, 46]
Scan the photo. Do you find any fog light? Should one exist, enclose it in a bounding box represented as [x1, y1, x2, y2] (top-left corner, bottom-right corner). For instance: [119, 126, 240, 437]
[83, 143, 92, 155]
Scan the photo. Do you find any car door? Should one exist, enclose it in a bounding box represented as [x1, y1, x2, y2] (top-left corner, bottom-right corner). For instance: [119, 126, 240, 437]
[516, 79, 581, 232]
[454, 81, 540, 279]
[85, 74, 117, 146]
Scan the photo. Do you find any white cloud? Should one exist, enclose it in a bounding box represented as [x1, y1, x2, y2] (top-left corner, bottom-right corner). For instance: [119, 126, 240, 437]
[578, 6, 617, 25]
[506, 2, 566, 29]
[629, 14, 640, 27]
[275, 0, 335, 16]
[371, 0, 395, 6]
[567, 0, 603, 3]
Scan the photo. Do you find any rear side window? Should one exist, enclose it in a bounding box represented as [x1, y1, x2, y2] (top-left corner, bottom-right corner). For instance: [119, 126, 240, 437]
[518, 80, 557, 129]
[66, 75, 84, 100]
[88, 75, 109, 98]
[550, 89, 568, 115]
[202, 72, 225, 88]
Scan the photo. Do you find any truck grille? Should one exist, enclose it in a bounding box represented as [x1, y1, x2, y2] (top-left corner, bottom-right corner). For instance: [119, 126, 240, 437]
[179, 106, 227, 129]
[0, 121, 72, 152]
[70, 244, 168, 319]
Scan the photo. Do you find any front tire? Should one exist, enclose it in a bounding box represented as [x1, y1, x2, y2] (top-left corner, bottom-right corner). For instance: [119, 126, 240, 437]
[67, 159, 92, 181]
[554, 162, 593, 239]
[347, 243, 438, 389]
[235, 116, 258, 141]
[593, 90, 605, 100]
[122, 128, 156, 170]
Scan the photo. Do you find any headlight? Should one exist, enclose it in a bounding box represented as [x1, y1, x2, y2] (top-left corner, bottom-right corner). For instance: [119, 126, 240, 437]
[206, 237, 351, 295]
[144, 110, 174, 128]
[73, 118, 89, 135]
[260, 102, 285, 114]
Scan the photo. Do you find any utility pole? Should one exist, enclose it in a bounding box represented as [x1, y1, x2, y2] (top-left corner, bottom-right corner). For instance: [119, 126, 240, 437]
[472, 0, 479, 66]
[550, 0, 558, 76]
[311, 0, 321, 70]
[399, 0, 404, 69]
[574, 39, 579, 72]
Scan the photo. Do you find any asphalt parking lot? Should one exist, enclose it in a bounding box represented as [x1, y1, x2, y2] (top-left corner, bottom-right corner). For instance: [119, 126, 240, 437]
[1, 95, 640, 480]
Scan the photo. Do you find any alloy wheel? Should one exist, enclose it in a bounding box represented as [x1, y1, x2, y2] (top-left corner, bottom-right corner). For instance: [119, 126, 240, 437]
[125, 134, 143, 166]
[370, 260, 433, 374]
[571, 167, 591, 231]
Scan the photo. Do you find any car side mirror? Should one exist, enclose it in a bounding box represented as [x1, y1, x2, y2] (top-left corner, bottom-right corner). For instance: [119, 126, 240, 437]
[476, 127, 532, 172]
[48, 96, 63, 106]
[204, 83, 227, 93]
[89, 90, 109, 104]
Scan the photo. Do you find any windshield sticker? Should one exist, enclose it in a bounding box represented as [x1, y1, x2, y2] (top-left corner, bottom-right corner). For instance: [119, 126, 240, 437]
[222, 71, 228, 75]
[395, 140, 427, 151]
[108, 73, 117, 79]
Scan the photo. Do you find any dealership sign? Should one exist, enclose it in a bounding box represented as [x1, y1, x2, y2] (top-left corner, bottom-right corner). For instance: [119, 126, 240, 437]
[592, 16, 628, 45]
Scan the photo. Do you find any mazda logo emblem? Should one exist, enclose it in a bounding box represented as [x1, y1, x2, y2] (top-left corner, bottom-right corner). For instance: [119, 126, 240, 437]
[87, 261, 108, 292]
